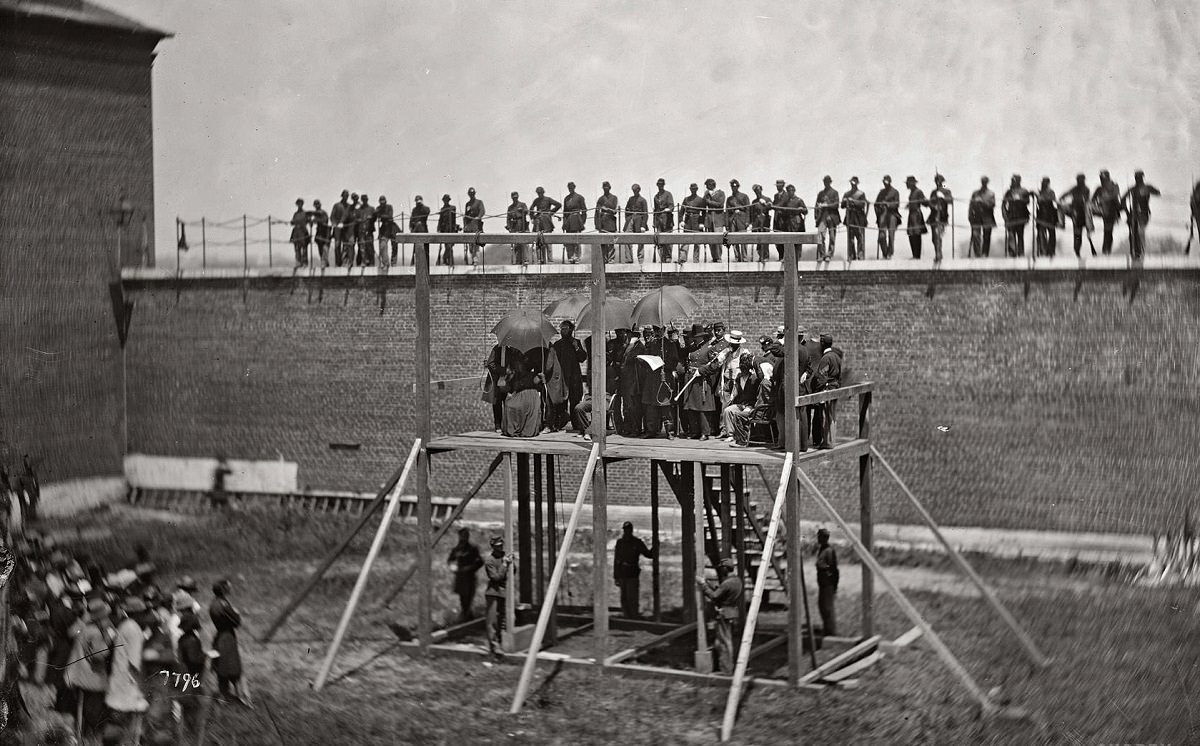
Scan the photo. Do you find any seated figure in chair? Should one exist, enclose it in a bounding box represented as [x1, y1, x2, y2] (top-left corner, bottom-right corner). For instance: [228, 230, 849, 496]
[721, 353, 763, 446]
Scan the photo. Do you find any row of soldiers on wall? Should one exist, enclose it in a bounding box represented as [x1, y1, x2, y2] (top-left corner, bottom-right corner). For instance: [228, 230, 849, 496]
[482, 321, 845, 451]
[284, 171, 1194, 268]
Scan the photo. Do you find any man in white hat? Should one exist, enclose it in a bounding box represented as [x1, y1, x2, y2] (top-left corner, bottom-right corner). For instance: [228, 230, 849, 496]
[716, 329, 746, 436]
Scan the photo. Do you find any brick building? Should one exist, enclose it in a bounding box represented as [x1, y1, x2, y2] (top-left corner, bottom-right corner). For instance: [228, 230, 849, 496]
[0, 1, 166, 490]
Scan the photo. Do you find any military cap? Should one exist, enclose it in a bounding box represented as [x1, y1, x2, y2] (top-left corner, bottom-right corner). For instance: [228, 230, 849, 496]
[656, 178, 665, 186]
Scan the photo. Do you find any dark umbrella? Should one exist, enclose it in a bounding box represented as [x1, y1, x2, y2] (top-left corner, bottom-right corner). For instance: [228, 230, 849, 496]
[575, 298, 634, 335]
[543, 293, 591, 320]
[491, 309, 557, 352]
[631, 285, 701, 327]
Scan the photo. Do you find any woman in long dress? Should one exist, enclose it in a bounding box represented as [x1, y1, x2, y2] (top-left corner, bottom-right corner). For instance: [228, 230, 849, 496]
[208, 579, 247, 705]
[501, 354, 543, 437]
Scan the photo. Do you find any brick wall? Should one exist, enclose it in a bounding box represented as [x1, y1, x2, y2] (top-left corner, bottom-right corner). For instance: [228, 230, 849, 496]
[122, 268, 1200, 535]
[0, 16, 161, 482]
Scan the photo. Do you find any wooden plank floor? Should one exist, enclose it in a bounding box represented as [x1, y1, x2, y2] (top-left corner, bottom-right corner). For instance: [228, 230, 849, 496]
[428, 430, 869, 466]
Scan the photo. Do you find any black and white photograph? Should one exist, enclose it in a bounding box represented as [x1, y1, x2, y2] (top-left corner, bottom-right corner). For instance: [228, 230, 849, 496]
[2, 1, 1199, 743]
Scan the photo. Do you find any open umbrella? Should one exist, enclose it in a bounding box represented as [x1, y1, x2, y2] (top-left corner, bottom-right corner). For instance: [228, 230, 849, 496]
[631, 285, 701, 327]
[575, 298, 634, 335]
[491, 308, 557, 352]
[543, 293, 591, 320]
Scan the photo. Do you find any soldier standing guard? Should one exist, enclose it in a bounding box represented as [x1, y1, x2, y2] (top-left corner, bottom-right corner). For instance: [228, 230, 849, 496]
[483, 536, 513, 655]
[841, 177, 868, 261]
[703, 179, 726, 261]
[408, 195, 430, 265]
[749, 184, 773, 261]
[529, 186, 561, 263]
[309, 199, 331, 268]
[448, 528, 484, 622]
[356, 193, 376, 266]
[376, 196, 400, 267]
[1121, 170, 1161, 259]
[1061, 174, 1094, 256]
[696, 557, 743, 673]
[463, 187, 486, 265]
[1001, 175, 1031, 257]
[814, 175, 840, 262]
[874, 176, 901, 259]
[782, 184, 808, 260]
[506, 192, 529, 265]
[596, 182, 619, 262]
[815, 528, 838, 636]
[437, 194, 458, 267]
[330, 190, 352, 267]
[289, 199, 310, 268]
[613, 522, 656, 618]
[1090, 170, 1122, 255]
[968, 176, 996, 257]
[623, 184, 648, 263]
[927, 175, 952, 262]
[679, 183, 705, 263]
[772, 179, 788, 260]
[726, 180, 750, 261]
[905, 176, 927, 259]
[1034, 178, 1059, 257]
[561, 182, 587, 264]
[652, 179, 675, 262]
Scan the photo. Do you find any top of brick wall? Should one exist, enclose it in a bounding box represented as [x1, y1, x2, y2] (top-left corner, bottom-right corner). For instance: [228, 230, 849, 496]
[124, 254, 1200, 282]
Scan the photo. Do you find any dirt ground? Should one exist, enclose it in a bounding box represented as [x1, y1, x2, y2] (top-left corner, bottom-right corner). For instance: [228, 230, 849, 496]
[16, 506, 1200, 745]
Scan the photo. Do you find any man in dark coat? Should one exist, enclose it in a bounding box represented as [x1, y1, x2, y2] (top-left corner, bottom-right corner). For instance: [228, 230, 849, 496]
[968, 176, 996, 257]
[618, 328, 646, 436]
[506, 191, 529, 264]
[928, 175, 952, 262]
[652, 178, 675, 262]
[448, 528, 484, 622]
[841, 177, 868, 261]
[562, 182, 587, 264]
[623, 184, 648, 263]
[1061, 174, 1094, 257]
[815, 528, 838, 635]
[814, 175, 841, 262]
[1001, 175, 1031, 257]
[680, 324, 720, 439]
[409, 195, 430, 265]
[1035, 177, 1059, 258]
[1090, 170, 1123, 255]
[680, 183, 705, 263]
[905, 176, 928, 259]
[613, 521, 655, 618]
[749, 184, 773, 261]
[356, 193, 376, 266]
[309, 199, 331, 268]
[529, 186, 561, 263]
[639, 326, 678, 438]
[596, 182, 619, 262]
[875, 176, 901, 259]
[703, 179, 726, 261]
[726, 179, 750, 261]
[377, 196, 400, 266]
[811, 334, 843, 450]
[436, 194, 458, 266]
[463, 187, 486, 265]
[330, 189, 352, 267]
[1121, 170, 1161, 259]
[549, 320, 587, 432]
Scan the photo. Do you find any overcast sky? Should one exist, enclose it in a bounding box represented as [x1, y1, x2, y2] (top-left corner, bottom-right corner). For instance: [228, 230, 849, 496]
[109, 0, 1200, 265]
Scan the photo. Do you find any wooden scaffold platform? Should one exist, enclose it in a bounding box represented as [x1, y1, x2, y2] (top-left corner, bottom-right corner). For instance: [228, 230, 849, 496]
[260, 232, 1048, 742]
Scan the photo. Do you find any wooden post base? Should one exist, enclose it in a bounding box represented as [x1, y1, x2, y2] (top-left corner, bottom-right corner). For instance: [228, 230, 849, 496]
[694, 649, 713, 674]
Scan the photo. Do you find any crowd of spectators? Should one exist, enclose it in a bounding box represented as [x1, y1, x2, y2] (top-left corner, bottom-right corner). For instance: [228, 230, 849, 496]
[2, 529, 247, 745]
